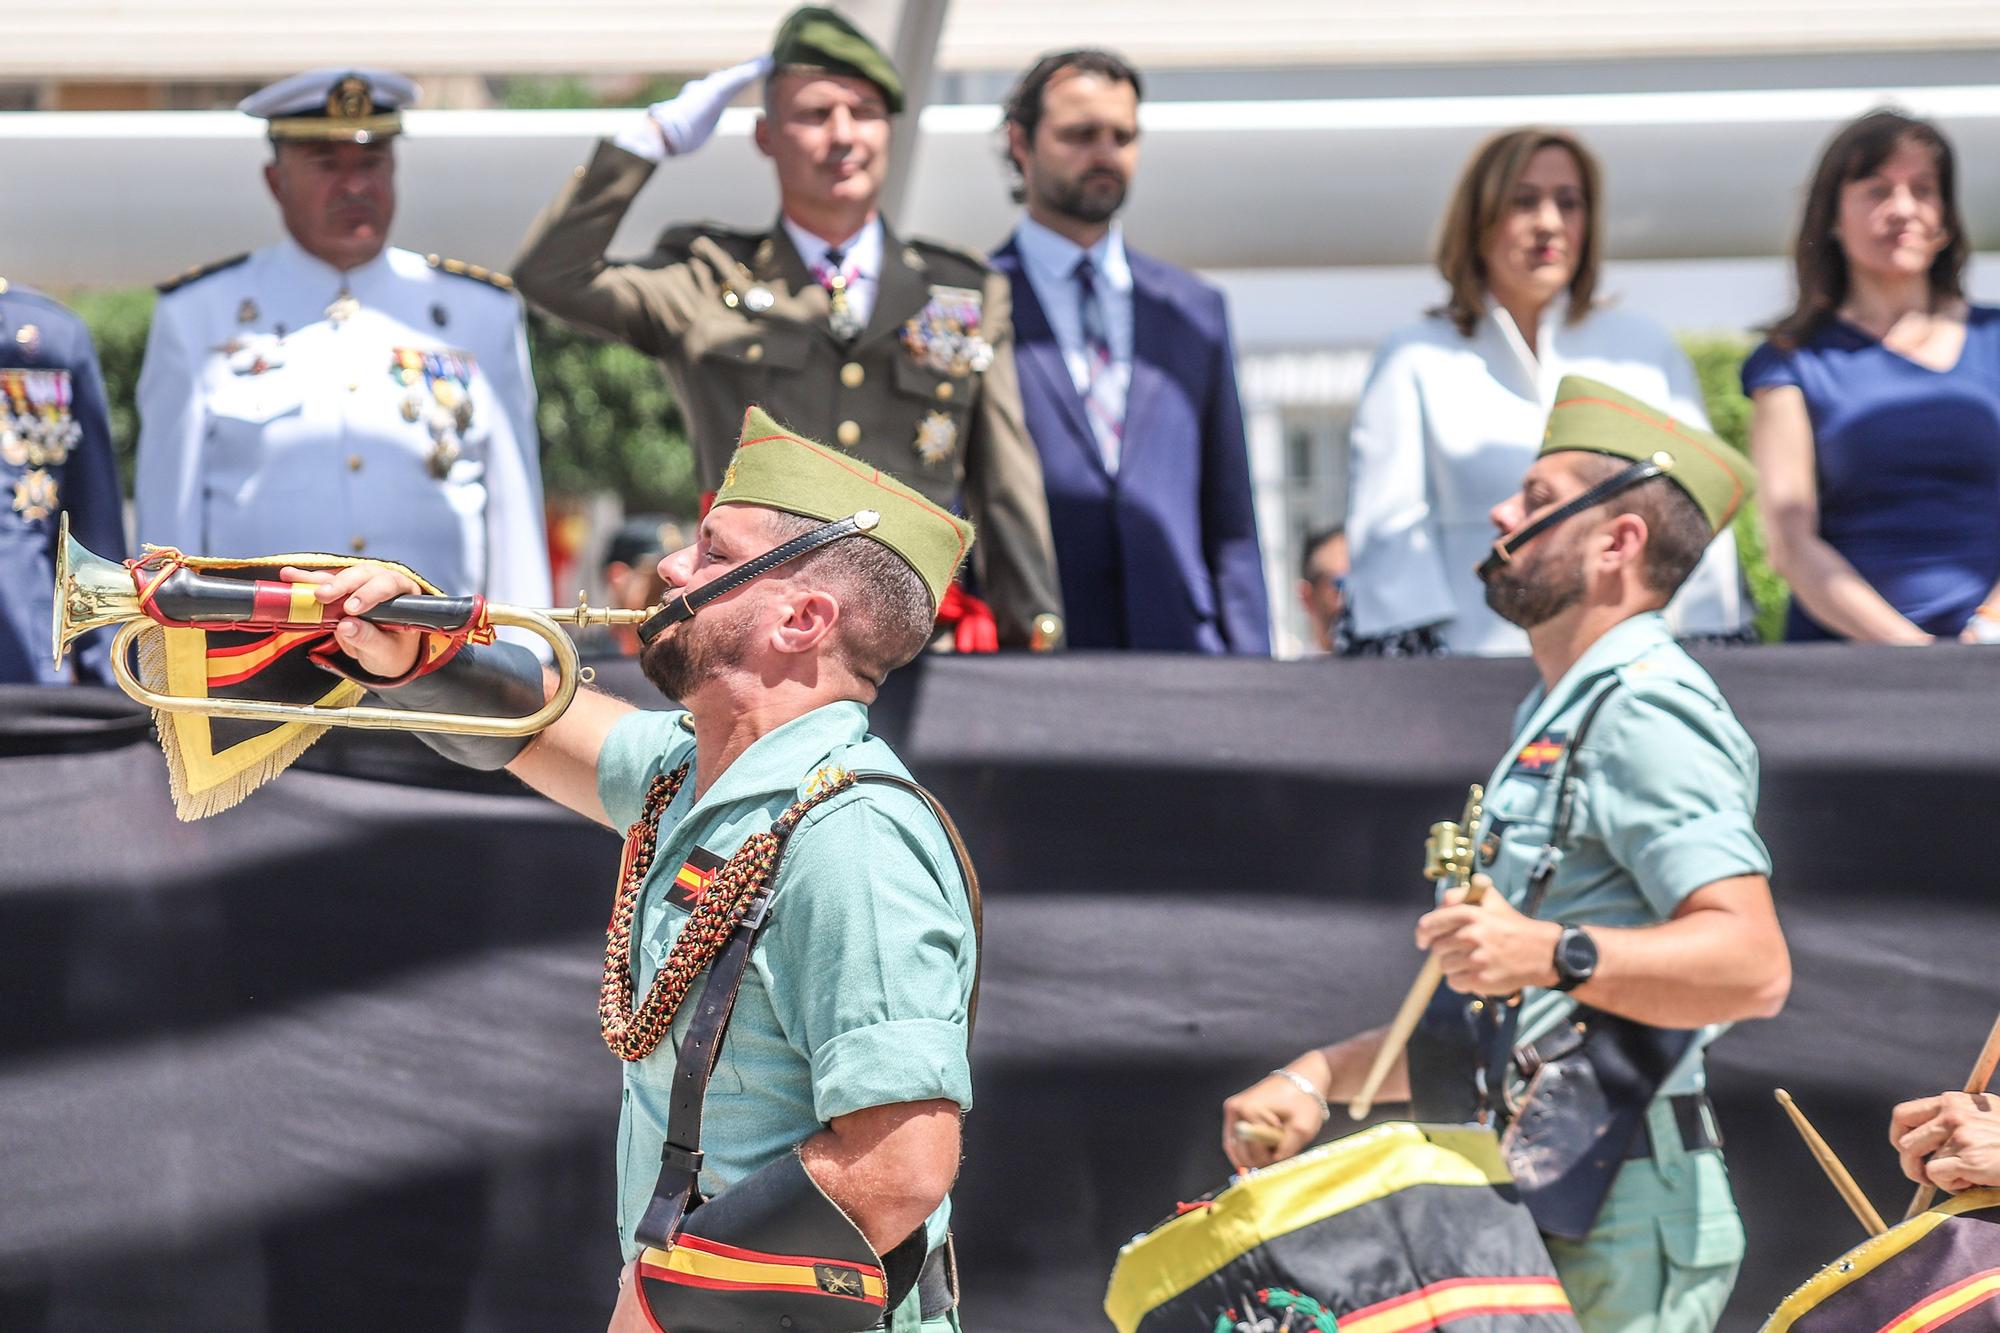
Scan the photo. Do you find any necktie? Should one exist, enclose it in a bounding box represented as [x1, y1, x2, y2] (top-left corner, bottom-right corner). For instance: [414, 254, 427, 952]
[1073, 256, 1125, 471]
[814, 246, 864, 342]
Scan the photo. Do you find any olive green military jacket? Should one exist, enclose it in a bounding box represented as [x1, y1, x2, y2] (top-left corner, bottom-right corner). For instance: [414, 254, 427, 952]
[513, 141, 1064, 647]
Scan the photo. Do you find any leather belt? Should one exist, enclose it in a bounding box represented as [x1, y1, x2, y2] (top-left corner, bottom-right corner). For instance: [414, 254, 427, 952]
[1624, 1094, 1723, 1160]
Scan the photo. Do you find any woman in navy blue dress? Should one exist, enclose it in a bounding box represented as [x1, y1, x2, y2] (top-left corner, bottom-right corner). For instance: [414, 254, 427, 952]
[1744, 109, 2000, 643]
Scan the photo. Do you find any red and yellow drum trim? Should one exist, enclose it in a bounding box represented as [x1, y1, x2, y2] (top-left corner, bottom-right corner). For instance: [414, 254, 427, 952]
[1875, 1268, 2000, 1333]
[636, 1234, 887, 1305]
[1343, 1276, 1573, 1333]
[1762, 1187, 2000, 1331]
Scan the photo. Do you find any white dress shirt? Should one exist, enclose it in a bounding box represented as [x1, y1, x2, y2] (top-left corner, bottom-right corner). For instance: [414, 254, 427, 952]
[135, 238, 550, 615]
[1344, 301, 1748, 655]
[1011, 215, 1134, 472]
[781, 215, 883, 329]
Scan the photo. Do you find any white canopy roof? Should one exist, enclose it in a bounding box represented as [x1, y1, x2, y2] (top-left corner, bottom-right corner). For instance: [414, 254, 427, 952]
[8, 1, 2000, 78]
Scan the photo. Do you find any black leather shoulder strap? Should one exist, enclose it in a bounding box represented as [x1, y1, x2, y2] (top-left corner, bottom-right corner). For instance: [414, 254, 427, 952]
[634, 769, 983, 1251]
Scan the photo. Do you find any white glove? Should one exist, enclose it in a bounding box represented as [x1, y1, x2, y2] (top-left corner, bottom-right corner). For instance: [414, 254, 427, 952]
[612, 55, 774, 162]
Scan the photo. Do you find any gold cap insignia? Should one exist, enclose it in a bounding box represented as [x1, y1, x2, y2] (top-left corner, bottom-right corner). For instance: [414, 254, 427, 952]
[329, 76, 372, 121]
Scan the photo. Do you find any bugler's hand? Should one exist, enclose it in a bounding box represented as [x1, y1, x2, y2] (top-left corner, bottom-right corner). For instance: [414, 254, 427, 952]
[1416, 876, 1564, 996]
[280, 564, 425, 680]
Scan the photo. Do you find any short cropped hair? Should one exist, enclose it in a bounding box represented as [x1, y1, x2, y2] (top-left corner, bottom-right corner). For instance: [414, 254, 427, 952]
[999, 48, 1144, 203]
[1299, 524, 1345, 581]
[1568, 453, 1713, 598]
[1431, 126, 1603, 338]
[762, 510, 936, 683]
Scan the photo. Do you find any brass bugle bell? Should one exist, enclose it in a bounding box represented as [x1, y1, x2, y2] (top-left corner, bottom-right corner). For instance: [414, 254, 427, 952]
[52, 514, 658, 737]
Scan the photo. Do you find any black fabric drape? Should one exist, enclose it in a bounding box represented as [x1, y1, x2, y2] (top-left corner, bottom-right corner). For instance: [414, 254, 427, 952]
[0, 644, 1994, 1330]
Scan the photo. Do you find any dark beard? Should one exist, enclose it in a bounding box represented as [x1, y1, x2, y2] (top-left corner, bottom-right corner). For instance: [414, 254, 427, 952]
[637, 602, 751, 703]
[1482, 548, 1585, 630]
[1044, 170, 1127, 226]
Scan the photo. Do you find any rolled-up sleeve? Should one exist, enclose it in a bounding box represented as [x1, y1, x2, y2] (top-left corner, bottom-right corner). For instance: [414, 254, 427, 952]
[760, 800, 974, 1124]
[1588, 688, 1772, 917]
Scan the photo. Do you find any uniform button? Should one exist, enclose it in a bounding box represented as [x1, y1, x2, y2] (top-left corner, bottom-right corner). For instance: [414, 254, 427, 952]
[346, 454, 364, 472]
[350, 536, 367, 553]
[745, 343, 764, 362]
[840, 362, 865, 387]
[836, 420, 861, 447]
[345, 381, 358, 393]
[935, 381, 954, 401]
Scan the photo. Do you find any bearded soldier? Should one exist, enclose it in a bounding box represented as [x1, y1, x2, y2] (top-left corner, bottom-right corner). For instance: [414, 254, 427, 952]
[1223, 376, 1793, 1332]
[301, 407, 976, 1331]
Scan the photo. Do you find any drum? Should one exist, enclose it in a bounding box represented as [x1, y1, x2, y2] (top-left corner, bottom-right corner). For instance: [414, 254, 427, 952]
[1762, 1186, 2000, 1331]
[1105, 1122, 1580, 1332]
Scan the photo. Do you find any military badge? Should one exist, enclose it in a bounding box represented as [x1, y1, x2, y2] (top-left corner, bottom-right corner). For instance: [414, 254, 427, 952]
[0, 368, 79, 468]
[899, 285, 992, 377]
[11, 468, 57, 523]
[804, 764, 851, 799]
[666, 845, 727, 913]
[1509, 731, 1567, 777]
[237, 299, 259, 324]
[914, 410, 958, 467]
[224, 336, 285, 377]
[325, 291, 359, 324]
[390, 347, 478, 477]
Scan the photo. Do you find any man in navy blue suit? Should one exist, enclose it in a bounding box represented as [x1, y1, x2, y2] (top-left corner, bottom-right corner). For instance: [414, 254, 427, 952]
[992, 50, 1269, 654]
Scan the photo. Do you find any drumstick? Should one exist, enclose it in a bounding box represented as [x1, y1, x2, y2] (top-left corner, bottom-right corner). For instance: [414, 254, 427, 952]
[1232, 1121, 1283, 1148]
[1904, 1010, 2000, 1220]
[1776, 1089, 1887, 1236]
[1347, 874, 1492, 1120]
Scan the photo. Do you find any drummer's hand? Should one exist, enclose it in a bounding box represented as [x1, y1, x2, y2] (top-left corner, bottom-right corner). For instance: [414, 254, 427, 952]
[1221, 1068, 1325, 1174]
[1892, 1091, 2000, 1193]
[1417, 877, 1564, 996]
[281, 564, 425, 680]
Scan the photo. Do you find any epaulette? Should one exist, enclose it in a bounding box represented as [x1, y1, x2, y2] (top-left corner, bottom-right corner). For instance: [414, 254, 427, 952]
[425, 254, 516, 292]
[902, 235, 995, 277]
[156, 253, 250, 295]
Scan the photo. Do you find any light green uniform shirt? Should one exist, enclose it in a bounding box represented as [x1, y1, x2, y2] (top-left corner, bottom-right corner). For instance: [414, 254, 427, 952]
[596, 700, 976, 1264]
[1473, 611, 1771, 1099]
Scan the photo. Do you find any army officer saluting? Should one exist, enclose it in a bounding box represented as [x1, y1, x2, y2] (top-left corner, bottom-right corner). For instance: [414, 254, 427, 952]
[513, 7, 1064, 650]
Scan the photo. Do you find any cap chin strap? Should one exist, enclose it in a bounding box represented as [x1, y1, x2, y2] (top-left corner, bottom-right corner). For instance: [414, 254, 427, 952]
[1476, 452, 1675, 582]
[637, 509, 881, 646]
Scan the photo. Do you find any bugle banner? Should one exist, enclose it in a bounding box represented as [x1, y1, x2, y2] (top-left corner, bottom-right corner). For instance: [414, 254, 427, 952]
[1105, 1123, 1578, 1333]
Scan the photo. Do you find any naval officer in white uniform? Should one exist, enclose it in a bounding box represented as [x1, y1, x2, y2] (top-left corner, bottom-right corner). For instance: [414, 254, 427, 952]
[135, 68, 549, 614]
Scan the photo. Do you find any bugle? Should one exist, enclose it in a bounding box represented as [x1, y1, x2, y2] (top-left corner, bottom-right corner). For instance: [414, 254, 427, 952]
[52, 514, 654, 737]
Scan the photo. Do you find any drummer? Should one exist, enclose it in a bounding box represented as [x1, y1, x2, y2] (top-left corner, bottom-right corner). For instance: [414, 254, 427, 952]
[1222, 377, 1793, 1332]
[1893, 1092, 2000, 1195]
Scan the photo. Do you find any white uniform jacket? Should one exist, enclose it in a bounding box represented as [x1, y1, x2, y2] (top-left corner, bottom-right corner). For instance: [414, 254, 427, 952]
[1344, 302, 1748, 656]
[135, 239, 549, 608]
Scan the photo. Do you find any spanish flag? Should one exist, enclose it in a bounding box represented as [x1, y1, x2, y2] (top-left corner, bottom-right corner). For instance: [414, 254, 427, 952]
[1106, 1123, 1578, 1332]
[1762, 1188, 2000, 1332]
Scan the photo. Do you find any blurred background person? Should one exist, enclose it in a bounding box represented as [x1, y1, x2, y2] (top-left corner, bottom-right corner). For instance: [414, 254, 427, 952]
[1295, 524, 1348, 656]
[588, 511, 685, 656]
[1743, 109, 2000, 644]
[133, 68, 549, 619]
[0, 279, 125, 685]
[993, 49, 1269, 654]
[513, 7, 1064, 653]
[1342, 126, 1751, 656]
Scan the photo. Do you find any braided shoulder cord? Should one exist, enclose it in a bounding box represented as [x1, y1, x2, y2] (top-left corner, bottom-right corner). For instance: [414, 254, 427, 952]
[598, 761, 858, 1062]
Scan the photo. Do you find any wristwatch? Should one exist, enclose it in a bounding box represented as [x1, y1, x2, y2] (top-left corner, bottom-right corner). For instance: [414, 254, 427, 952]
[1551, 924, 1598, 992]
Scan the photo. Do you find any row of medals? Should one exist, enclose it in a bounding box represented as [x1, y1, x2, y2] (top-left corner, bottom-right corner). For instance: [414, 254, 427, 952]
[2, 371, 78, 522]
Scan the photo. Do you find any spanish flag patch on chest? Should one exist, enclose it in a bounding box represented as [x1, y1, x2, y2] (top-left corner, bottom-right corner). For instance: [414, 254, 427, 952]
[666, 845, 727, 912]
[1509, 732, 1567, 777]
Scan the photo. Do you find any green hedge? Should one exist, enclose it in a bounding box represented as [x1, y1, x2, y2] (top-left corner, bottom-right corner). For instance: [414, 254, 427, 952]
[63, 291, 1790, 641]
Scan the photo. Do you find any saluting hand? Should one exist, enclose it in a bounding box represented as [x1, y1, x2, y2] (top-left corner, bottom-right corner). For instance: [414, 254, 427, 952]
[1892, 1091, 2000, 1194]
[616, 55, 776, 161]
[1417, 876, 1564, 997]
[279, 564, 425, 680]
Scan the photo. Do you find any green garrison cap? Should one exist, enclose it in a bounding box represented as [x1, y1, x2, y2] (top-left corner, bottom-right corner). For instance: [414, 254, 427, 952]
[1540, 375, 1755, 532]
[771, 5, 905, 112]
[714, 407, 972, 607]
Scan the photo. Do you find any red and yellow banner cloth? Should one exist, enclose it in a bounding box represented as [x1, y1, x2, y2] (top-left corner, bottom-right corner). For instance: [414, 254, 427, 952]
[1106, 1123, 1579, 1333]
[1762, 1187, 2000, 1333]
[124, 546, 489, 820]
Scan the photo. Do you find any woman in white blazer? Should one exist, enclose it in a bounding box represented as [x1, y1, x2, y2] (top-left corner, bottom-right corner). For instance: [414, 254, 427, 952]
[1343, 126, 1750, 656]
